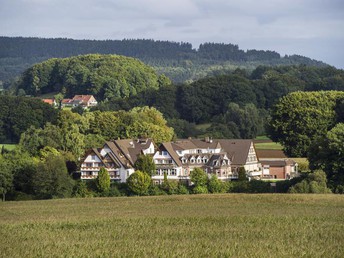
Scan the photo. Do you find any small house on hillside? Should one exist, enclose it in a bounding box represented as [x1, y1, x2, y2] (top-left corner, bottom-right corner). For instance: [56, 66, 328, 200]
[71, 95, 98, 108]
[42, 98, 57, 107]
[43, 95, 98, 108]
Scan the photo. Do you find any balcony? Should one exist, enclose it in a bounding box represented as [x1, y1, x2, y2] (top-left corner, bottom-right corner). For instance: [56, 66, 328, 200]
[249, 171, 262, 177]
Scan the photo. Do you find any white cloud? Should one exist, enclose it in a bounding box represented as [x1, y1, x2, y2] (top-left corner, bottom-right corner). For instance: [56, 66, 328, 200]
[0, 0, 343, 67]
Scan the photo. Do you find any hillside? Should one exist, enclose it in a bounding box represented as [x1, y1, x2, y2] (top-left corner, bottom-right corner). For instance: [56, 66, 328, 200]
[17, 54, 170, 99]
[0, 37, 328, 85]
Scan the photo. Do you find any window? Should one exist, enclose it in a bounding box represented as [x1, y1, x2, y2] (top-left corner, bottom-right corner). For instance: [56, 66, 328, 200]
[91, 155, 96, 161]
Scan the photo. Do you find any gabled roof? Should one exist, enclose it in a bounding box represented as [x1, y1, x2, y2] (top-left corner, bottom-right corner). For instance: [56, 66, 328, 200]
[62, 98, 73, 104]
[217, 139, 253, 165]
[80, 148, 103, 164]
[105, 139, 153, 168]
[72, 95, 97, 105]
[42, 98, 55, 105]
[160, 142, 182, 167]
[104, 141, 132, 168]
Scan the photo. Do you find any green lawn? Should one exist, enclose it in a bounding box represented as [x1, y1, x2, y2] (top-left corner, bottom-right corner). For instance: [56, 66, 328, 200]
[0, 144, 17, 151]
[195, 123, 211, 131]
[254, 142, 283, 150]
[1, 194, 343, 257]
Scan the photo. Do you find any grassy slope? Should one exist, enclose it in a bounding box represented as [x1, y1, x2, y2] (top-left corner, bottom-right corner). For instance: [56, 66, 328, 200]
[0, 144, 17, 151]
[1, 194, 343, 257]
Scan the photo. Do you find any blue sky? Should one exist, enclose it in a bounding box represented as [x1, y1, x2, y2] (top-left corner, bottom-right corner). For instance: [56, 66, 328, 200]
[1, 0, 343, 68]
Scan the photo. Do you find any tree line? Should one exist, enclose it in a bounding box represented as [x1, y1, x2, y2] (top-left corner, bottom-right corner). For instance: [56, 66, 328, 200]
[95, 64, 344, 139]
[0, 37, 327, 84]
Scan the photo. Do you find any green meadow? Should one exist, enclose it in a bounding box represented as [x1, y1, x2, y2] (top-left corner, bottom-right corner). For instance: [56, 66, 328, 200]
[0, 144, 17, 151]
[1, 194, 343, 257]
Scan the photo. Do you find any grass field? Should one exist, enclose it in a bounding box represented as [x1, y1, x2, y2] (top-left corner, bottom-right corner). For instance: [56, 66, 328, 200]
[0, 144, 17, 151]
[1, 194, 344, 257]
[254, 142, 283, 150]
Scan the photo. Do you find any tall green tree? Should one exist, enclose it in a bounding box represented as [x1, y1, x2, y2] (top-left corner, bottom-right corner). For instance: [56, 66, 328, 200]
[308, 123, 344, 188]
[96, 167, 111, 194]
[0, 157, 13, 201]
[134, 154, 156, 176]
[127, 170, 151, 196]
[32, 154, 74, 199]
[269, 91, 344, 157]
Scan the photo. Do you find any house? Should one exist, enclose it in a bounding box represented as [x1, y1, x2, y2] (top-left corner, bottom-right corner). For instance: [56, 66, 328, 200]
[152, 138, 261, 184]
[42, 98, 57, 107]
[80, 137, 298, 183]
[42, 95, 98, 108]
[260, 159, 298, 180]
[71, 95, 98, 108]
[80, 139, 155, 182]
[61, 95, 98, 108]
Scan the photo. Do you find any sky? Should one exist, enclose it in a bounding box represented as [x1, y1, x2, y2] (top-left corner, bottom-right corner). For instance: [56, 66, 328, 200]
[0, 0, 343, 68]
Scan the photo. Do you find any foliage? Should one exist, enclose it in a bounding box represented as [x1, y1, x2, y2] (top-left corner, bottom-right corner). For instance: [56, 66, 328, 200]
[238, 167, 247, 181]
[269, 91, 344, 157]
[289, 170, 332, 194]
[192, 185, 209, 194]
[88, 107, 174, 144]
[308, 123, 344, 187]
[134, 154, 156, 176]
[127, 170, 152, 196]
[0, 96, 58, 143]
[190, 168, 208, 187]
[73, 180, 91, 198]
[207, 175, 226, 193]
[17, 54, 169, 100]
[0, 156, 13, 201]
[0, 37, 328, 85]
[32, 154, 74, 199]
[95, 167, 111, 194]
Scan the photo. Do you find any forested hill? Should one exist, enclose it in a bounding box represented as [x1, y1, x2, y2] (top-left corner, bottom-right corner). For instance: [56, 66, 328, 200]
[0, 37, 328, 84]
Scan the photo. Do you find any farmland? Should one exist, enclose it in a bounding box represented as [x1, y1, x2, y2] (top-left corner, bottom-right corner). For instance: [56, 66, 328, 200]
[1, 194, 343, 257]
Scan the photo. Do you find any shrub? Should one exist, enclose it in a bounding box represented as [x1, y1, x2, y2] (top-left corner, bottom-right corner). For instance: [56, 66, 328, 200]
[192, 185, 208, 194]
[127, 170, 152, 196]
[289, 170, 332, 194]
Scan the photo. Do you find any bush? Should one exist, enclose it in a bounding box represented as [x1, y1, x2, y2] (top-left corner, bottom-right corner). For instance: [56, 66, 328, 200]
[192, 185, 208, 194]
[248, 180, 271, 193]
[176, 184, 189, 195]
[148, 185, 167, 196]
[289, 170, 332, 194]
[208, 175, 226, 193]
[73, 180, 93, 198]
[232, 181, 249, 193]
[127, 170, 152, 196]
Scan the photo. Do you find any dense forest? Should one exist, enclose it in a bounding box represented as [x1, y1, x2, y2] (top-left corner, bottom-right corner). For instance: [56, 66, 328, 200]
[0, 37, 328, 86]
[93, 64, 344, 138]
[9, 55, 344, 140]
[17, 54, 170, 99]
